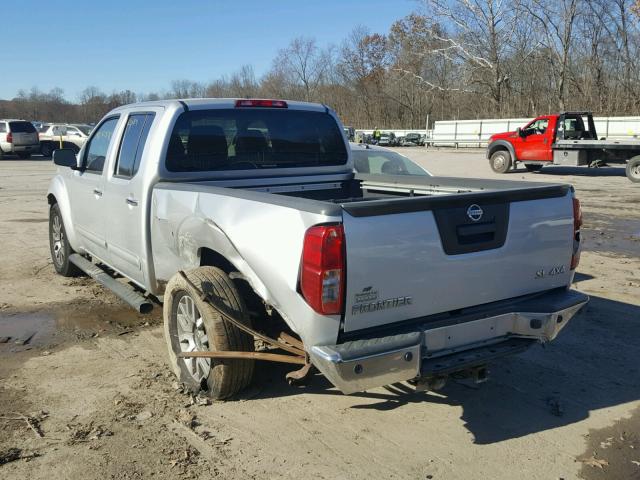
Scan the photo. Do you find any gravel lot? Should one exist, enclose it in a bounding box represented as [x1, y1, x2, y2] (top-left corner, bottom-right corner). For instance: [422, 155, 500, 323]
[0, 150, 638, 480]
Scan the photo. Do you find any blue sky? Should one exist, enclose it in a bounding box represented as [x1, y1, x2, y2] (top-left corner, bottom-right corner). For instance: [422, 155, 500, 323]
[2, 0, 415, 101]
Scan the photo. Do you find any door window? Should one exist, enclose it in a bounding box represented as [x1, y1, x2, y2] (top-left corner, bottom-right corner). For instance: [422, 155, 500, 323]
[114, 113, 155, 178]
[84, 117, 119, 173]
[525, 119, 548, 135]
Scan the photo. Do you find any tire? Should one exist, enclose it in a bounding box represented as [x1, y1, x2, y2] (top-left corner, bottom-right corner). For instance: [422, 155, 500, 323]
[525, 164, 543, 172]
[163, 266, 255, 400]
[40, 143, 53, 157]
[17, 152, 31, 160]
[490, 150, 512, 173]
[49, 203, 81, 277]
[626, 156, 640, 183]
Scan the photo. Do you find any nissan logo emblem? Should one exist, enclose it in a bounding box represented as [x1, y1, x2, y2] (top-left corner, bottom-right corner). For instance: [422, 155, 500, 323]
[467, 204, 483, 222]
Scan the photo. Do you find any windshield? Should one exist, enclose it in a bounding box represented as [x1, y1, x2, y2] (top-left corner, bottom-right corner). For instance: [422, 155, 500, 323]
[352, 148, 430, 176]
[166, 109, 347, 172]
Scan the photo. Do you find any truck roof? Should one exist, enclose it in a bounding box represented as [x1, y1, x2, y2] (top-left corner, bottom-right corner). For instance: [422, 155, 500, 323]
[107, 98, 329, 115]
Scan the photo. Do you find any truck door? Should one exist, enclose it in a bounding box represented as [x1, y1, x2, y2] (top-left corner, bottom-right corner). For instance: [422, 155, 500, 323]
[66, 116, 120, 261]
[515, 117, 553, 161]
[102, 110, 158, 287]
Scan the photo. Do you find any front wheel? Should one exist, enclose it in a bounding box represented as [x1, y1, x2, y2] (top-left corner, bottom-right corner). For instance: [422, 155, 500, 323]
[626, 156, 640, 183]
[525, 164, 543, 172]
[489, 150, 512, 173]
[163, 267, 255, 400]
[49, 203, 81, 276]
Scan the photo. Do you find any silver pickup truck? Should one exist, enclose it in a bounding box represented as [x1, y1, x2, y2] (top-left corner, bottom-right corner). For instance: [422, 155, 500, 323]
[47, 98, 588, 399]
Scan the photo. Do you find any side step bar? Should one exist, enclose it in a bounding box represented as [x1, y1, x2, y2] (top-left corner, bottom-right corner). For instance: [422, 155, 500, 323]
[69, 254, 153, 314]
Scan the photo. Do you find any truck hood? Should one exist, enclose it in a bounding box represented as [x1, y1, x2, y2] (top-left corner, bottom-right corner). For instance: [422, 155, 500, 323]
[489, 131, 517, 141]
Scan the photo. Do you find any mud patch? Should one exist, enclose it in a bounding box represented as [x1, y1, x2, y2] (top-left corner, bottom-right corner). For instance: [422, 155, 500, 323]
[582, 212, 640, 258]
[0, 301, 162, 352]
[7, 218, 48, 223]
[578, 407, 640, 479]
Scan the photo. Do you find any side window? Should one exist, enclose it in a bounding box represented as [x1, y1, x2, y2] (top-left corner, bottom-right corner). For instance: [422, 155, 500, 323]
[84, 117, 119, 173]
[0, 123, 6, 133]
[114, 113, 155, 178]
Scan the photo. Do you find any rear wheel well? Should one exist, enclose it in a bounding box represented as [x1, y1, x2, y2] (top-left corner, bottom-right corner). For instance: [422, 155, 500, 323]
[199, 247, 268, 319]
[199, 247, 235, 273]
[47, 194, 57, 205]
[198, 247, 289, 338]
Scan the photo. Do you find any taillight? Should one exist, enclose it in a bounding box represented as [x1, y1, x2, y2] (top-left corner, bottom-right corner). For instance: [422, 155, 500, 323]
[571, 196, 582, 270]
[235, 99, 288, 108]
[300, 224, 345, 315]
[6, 132, 12, 143]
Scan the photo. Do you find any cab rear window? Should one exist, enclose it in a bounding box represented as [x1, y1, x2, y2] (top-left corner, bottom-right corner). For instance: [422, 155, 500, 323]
[166, 109, 348, 172]
[9, 121, 37, 133]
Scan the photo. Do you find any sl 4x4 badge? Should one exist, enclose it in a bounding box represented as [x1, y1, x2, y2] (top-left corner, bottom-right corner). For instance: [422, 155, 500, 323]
[535, 265, 566, 279]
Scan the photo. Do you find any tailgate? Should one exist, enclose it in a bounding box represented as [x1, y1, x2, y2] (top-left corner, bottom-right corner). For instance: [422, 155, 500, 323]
[341, 187, 575, 332]
[12, 132, 38, 146]
[9, 121, 38, 146]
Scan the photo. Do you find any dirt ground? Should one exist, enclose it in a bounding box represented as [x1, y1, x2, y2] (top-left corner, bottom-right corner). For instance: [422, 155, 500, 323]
[0, 151, 639, 480]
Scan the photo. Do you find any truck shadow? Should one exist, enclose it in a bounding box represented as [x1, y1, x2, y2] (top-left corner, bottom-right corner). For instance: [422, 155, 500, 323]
[516, 165, 627, 177]
[252, 293, 640, 445]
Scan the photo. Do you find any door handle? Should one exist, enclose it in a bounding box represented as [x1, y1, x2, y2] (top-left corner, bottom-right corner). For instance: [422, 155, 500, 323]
[93, 189, 102, 197]
[126, 197, 138, 206]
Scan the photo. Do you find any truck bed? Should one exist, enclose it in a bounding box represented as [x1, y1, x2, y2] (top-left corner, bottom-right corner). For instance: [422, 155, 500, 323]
[555, 138, 640, 150]
[155, 173, 574, 336]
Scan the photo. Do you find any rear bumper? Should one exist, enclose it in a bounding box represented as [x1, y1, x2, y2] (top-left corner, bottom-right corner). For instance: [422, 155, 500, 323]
[310, 289, 588, 394]
[9, 144, 39, 152]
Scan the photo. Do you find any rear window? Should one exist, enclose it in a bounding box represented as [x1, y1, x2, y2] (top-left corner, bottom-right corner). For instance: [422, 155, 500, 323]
[9, 121, 37, 133]
[166, 109, 348, 172]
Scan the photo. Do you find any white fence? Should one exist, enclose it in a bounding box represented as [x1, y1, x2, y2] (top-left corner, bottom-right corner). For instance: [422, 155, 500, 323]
[431, 116, 640, 147]
[355, 116, 640, 147]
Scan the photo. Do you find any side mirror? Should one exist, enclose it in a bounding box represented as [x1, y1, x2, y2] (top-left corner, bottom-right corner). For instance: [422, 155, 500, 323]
[52, 148, 79, 169]
[516, 127, 523, 137]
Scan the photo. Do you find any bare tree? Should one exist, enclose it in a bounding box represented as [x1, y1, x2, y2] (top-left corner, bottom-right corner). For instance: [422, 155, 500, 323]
[414, 0, 526, 115]
[523, 0, 579, 110]
[271, 37, 332, 101]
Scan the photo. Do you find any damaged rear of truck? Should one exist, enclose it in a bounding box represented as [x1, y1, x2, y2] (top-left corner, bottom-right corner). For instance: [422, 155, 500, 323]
[48, 98, 588, 398]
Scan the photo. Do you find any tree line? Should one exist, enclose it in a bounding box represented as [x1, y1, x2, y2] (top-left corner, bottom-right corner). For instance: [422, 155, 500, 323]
[1, 0, 639, 129]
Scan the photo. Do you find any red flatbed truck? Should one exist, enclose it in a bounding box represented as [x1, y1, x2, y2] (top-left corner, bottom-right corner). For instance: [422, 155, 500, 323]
[486, 111, 640, 183]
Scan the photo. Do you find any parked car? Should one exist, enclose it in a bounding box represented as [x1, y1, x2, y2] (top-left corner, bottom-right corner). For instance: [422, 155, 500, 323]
[48, 98, 587, 399]
[351, 143, 431, 176]
[377, 131, 396, 146]
[401, 132, 423, 146]
[487, 111, 640, 182]
[0, 119, 40, 159]
[39, 123, 91, 156]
